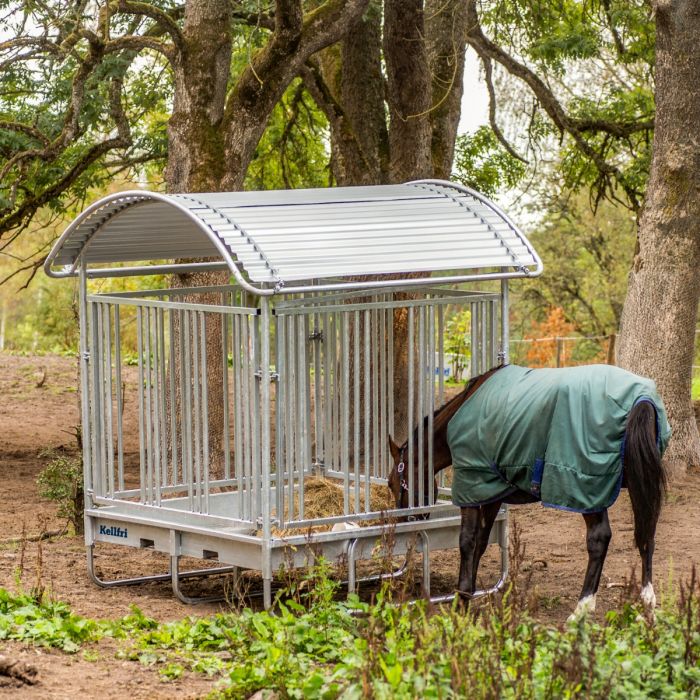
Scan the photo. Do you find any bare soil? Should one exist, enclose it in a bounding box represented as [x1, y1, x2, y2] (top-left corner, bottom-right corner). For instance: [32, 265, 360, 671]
[2, 352, 700, 698]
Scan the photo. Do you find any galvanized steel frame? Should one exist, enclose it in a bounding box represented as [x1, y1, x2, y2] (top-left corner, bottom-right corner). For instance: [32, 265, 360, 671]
[78, 265, 510, 608]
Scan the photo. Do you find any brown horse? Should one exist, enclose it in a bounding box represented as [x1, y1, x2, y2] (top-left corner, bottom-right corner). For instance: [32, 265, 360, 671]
[387, 365, 668, 618]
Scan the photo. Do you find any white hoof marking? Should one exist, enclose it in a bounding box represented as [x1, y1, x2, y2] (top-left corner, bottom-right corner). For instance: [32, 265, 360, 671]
[641, 583, 656, 609]
[568, 594, 597, 622]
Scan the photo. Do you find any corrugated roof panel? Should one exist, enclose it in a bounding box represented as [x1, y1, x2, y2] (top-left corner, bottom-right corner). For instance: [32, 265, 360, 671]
[45, 181, 542, 292]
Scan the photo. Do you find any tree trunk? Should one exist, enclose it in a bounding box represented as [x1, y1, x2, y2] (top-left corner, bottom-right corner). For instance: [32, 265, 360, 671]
[166, 0, 233, 478]
[617, 0, 700, 477]
[384, 0, 432, 181]
[426, 0, 469, 179]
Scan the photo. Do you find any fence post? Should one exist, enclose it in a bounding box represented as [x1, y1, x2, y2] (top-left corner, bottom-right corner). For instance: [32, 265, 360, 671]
[606, 333, 617, 365]
[555, 337, 563, 367]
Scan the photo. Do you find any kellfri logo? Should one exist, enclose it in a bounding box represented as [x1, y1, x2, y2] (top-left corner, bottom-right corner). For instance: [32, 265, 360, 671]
[99, 525, 128, 538]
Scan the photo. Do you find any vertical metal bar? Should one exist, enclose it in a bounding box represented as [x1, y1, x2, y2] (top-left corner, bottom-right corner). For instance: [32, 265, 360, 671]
[329, 310, 337, 471]
[260, 298, 272, 543]
[200, 312, 210, 514]
[183, 310, 194, 511]
[168, 309, 178, 487]
[490, 300, 498, 366]
[481, 302, 487, 372]
[372, 308, 379, 480]
[341, 312, 349, 514]
[303, 312, 313, 480]
[275, 314, 286, 526]
[285, 315, 295, 522]
[222, 305, 231, 481]
[102, 303, 115, 498]
[113, 306, 124, 493]
[353, 310, 360, 513]
[296, 313, 307, 520]
[78, 264, 92, 499]
[323, 311, 331, 468]
[233, 313, 243, 519]
[438, 304, 445, 405]
[387, 302, 395, 440]
[191, 311, 201, 512]
[470, 303, 478, 376]
[136, 306, 146, 503]
[241, 315, 251, 521]
[407, 307, 415, 510]
[158, 308, 168, 493]
[428, 304, 436, 505]
[95, 303, 107, 499]
[417, 305, 425, 508]
[152, 309, 162, 505]
[252, 313, 262, 522]
[144, 306, 154, 505]
[313, 310, 322, 466]
[501, 280, 510, 364]
[379, 304, 387, 479]
[363, 309, 371, 510]
[333, 309, 341, 473]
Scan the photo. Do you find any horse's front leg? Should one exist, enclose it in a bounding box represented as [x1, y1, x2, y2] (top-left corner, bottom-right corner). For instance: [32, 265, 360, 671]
[457, 502, 501, 606]
[569, 509, 611, 620]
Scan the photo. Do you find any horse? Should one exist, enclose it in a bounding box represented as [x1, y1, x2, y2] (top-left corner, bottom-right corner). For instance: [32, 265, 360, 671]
[387, 364, 670, 618]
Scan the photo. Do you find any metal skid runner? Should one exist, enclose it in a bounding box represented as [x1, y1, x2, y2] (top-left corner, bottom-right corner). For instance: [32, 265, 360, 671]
[44, 180, 544, 608]
[82, 285, 508, 608]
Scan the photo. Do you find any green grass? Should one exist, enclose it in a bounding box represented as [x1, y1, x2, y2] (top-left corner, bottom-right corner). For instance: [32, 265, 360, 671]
[2, 566, 700, 699]
[692, 375, 700, 400]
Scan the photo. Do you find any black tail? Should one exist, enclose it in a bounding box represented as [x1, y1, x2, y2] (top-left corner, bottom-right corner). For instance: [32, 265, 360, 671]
[625, 401, 668, 550]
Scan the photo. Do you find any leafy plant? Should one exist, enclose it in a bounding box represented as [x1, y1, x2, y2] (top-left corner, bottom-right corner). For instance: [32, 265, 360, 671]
[37, 449, 84, 534]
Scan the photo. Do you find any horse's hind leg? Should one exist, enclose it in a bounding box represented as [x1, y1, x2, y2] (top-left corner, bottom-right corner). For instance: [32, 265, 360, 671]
[639, 532, 656, 609]
[570, 509, 611, 620]
[457, 501, 501, 605]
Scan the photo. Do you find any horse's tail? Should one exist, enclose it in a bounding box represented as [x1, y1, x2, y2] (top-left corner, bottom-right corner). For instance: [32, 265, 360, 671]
[625, 401, 668, 550]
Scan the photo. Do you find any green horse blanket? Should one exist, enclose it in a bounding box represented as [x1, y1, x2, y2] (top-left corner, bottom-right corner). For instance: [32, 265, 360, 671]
[448, 365, 671, 513]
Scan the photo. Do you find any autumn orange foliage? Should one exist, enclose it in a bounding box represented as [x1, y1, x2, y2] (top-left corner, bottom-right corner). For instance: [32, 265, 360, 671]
[525, 307, 576, 368]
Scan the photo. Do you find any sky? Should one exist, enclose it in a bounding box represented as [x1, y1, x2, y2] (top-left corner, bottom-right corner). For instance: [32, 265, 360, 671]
[458, 49, 490, 135]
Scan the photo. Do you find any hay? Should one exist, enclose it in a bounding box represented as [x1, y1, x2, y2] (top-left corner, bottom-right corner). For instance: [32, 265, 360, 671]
[267, 477, 395, 536]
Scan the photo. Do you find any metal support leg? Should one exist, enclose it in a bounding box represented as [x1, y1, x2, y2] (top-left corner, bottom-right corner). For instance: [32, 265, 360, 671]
[170, 554, 231, 605]
[263, 578, 273, 610]
[86, 544, 237, 590]
[345, 537, 411, 599]
[418, 531, 431, 598]
[428, 510, 509, 605]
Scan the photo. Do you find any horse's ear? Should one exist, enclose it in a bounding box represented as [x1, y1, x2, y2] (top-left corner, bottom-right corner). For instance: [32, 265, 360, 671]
[388, 435, 401, 462]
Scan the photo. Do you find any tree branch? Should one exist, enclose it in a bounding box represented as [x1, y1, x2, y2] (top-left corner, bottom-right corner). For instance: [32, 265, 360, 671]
[111, 0, 185, 54]
[465, 0, 646, 209]
[481, 54, 528, 163]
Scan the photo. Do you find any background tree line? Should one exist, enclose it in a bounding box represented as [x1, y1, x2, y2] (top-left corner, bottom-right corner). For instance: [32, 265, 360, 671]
[1, 0, 699, 472]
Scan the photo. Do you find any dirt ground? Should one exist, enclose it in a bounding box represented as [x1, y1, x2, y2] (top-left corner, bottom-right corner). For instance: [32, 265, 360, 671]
[2, 352, 700, 698]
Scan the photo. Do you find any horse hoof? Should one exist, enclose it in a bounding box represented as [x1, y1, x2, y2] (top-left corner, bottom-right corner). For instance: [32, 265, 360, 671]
[641, 583, 656, 609]
[568, 594, 596, 622]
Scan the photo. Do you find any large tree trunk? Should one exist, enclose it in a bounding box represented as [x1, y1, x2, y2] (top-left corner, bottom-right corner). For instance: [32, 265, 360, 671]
[165, 0, 234, 478]
[617, 0, 700, 477]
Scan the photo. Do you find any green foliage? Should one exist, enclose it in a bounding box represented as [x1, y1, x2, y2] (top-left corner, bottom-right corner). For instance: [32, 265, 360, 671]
[452, 127, 527, 198]
[245, 80, 331, 191]
[0, 588, 98, 653]
[37, 449, 84, 534]
[476, 0, 655, 209]
[513, 192, 636, 340]
[444, 310, 471, 382]
[2, 566, 700, 697]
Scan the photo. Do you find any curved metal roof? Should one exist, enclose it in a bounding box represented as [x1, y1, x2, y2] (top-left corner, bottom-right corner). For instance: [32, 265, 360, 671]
[45, 179, 542, 294]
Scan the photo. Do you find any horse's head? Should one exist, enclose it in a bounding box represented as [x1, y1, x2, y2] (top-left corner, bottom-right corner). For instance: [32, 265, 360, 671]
[387, 436, 409, 510]
[387, 435, 438, 515]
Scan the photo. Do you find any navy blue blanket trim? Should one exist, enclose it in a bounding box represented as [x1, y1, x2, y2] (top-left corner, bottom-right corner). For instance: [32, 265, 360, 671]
[530, 457, 545, 497]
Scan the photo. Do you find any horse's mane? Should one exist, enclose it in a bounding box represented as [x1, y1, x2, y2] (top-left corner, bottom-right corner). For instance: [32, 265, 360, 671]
[401, 365, 505, 450]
